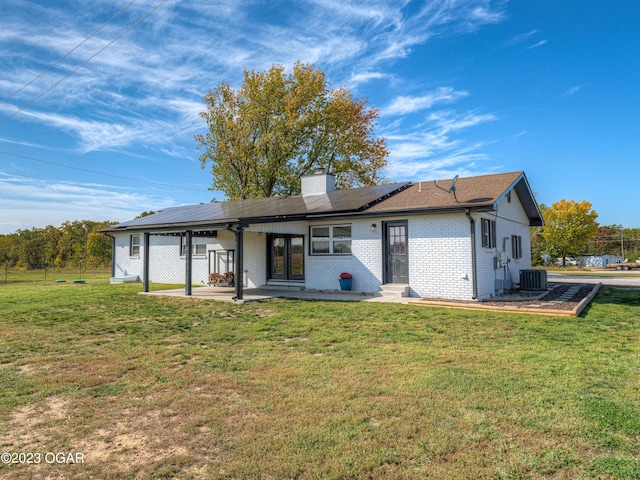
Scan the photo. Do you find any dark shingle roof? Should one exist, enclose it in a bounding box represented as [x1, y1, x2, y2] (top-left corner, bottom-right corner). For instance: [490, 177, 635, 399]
[105, 182, 410, 232]
[104, 171, 542, 232]
[367, 171, 542, 226]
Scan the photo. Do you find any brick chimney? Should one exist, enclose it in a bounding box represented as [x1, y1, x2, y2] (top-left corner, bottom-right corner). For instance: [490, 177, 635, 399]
[300, 168, 335, 196]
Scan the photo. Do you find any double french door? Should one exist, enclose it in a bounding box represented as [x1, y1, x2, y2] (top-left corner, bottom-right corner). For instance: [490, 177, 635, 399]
[269, 234, 304, 281]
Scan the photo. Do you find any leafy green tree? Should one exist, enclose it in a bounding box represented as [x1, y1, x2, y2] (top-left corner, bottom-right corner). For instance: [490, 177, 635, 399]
[585, 225, 640, 261]
[196, 62, 388, 200]
[585, 225, 622, 256]
[136, 211, 156, 218]
[14, 228, 46, 269]
[87, 221, 117, 267]
[57, 221, 85, 267]
[542, 200, 599, 266]
[1, 220, 116, 270]
[41, 225, 61, 267]
[530, 203, 547, 266]
[57, 220, 108, 268]
[623, 227, 640, 261]
[0, 234, 17, 266]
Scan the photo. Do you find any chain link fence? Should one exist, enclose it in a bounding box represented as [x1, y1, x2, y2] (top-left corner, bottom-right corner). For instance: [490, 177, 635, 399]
[1, 264, 111, 284]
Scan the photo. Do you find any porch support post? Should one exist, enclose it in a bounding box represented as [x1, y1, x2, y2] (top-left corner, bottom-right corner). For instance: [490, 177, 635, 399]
[185, 230, 192, 296]
[143, 232, 150, 293]
[234, 227, 244, 301]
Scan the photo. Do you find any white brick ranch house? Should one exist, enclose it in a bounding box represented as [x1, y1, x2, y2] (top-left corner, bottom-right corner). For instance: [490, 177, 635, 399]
[102, 171, 543, 301]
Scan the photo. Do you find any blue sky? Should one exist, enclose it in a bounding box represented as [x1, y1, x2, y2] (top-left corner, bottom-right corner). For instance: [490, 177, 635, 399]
[1, 0, 638, 234]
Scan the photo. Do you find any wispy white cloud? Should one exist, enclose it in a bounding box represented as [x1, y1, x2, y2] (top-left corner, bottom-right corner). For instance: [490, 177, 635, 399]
[427, 110, 496, 133]
[384, 87, 469, 116]
[525, 39, 548, 50]
[347, 71, 393, 87]
[468, 5, 505, 25]
[505, 29, 539, 46]
[386, 151, 497, 181]
[0, 172, 177, 233]
[4, 97, 203, 154]
[564, 85, 582, 96]
[382, 109, 497, 180]
[0, 0, 507, 154]
[505, 28, 547, 52]
[0, 136, 60, 150]
[0, 0, 508, 232]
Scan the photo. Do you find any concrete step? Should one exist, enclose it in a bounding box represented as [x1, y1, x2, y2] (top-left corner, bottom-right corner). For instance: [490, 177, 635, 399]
[261, 283, 306, 291]
[379, 284, 409, 297]
[110, 276, 138, 284]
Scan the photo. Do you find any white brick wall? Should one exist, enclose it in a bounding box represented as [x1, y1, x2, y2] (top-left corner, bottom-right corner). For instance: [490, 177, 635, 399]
[114, 230, 241, 286]
[305, 219, 382, 292]
[113, 233, 141, 280]
[306, 214, 474, 300]
[301, 173, 335, 195]
[475, 190, 533, 299]
[406, 213, 474, 300]
[243, 232, 266, 288]
[111, 187, 533, 300]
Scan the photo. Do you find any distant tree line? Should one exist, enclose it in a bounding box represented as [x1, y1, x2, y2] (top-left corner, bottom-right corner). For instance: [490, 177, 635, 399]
[584, 225, 640, 261]
[0, 220, 116, 270]
[533, 226, 640, 266]
[530, 199, 640, 265]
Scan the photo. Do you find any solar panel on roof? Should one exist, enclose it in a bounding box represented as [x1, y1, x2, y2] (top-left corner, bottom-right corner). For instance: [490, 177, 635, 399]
[104, 173, 543, 232]
[108, 182, 409, 231]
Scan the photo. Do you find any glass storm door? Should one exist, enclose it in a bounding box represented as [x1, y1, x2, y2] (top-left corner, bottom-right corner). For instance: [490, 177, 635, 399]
[289, 236, 304, 280]
[269, 234, 304, 281]
[384, 221, 409, 284]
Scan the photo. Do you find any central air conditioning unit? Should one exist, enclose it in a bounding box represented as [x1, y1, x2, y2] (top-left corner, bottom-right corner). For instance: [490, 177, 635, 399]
[519, 269, 547, 290]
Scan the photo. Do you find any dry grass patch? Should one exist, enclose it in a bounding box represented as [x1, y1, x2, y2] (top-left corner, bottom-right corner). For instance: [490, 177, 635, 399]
[1, 279, 640, 478]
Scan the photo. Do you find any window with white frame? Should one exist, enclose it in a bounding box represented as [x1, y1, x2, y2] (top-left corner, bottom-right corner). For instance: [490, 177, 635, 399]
[512, 235, 523, 259]
[181, 236, 207, 256]
[310, 225, 352, 254]
[481, 218, 496, 248]
[130, 234, 140, 256]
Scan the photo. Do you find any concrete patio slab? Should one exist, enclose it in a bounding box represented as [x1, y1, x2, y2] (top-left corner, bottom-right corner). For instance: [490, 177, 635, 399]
[140, 286, 411, 304]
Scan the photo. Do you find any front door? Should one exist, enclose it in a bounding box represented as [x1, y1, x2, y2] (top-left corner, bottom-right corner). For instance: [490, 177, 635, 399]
[384, 221, 409, 284]
[269, 234, 304, 281]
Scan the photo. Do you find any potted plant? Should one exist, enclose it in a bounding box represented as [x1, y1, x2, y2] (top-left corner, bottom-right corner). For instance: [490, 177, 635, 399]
[339, 272, 352, 291]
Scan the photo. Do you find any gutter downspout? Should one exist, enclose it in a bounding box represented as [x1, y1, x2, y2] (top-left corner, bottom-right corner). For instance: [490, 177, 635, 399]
[103, 233, 116, 278]
[465, 209, 478, 300]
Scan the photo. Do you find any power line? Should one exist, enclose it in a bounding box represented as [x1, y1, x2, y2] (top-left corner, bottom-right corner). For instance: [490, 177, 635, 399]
[0, 0, 170, 127]
[0, 149, 209, 193]
[0, 0, 138, 106]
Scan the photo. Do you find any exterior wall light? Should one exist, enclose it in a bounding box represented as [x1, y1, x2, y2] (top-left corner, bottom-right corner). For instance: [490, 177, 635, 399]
[371, 223, 377, 232]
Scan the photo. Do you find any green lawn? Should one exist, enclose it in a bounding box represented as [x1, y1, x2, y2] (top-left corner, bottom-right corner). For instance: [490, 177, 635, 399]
[1, 277, 639, 479]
